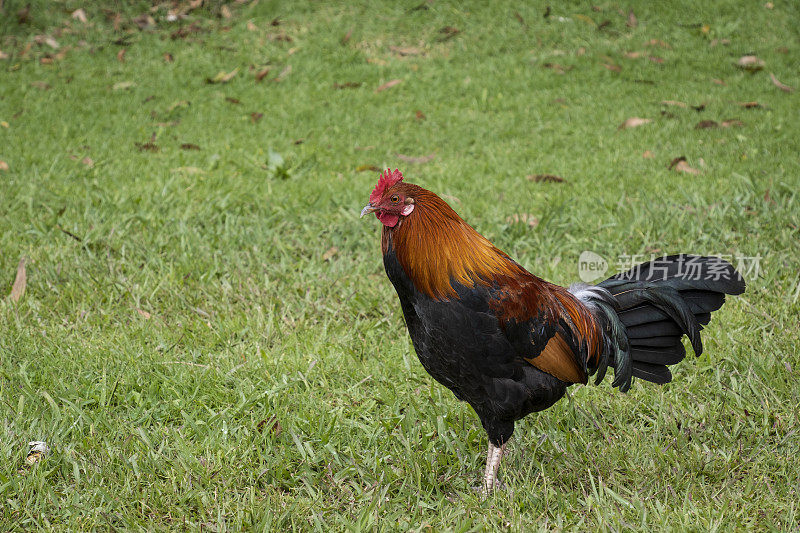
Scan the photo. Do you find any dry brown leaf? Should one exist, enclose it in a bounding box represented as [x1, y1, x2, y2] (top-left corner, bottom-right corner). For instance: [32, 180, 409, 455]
[171, 22, 204, 40]
[247, 21, 258, 31]
[257, 417, 282, 435]
[624, 51, 643, 59]
[17, 5, 31, 24]
[113, 81, 135, 90]
[437, 26, 460, 41]
[721, 119, 744, 127]
[712, 78, 726, 85]
[31, 81, 51, 90]
[543, 62, 570, 74]
[661, 100, 687, 108]
[769, 72, 794, 92]
[180, 143, 201, 150]
[167, 100, 192, 113]
[618, 117, 652, 130]
[133, 14, 156, 30]
[81, 157, 94, 167]
[645, 39, 671, 49]
[39, 48, 69, 62]
[220, 5, 232, 18]
[0, 50, 9, 60]
[135, 142, 159, 152]
[642, 150, 655, 159]
[415, 110, 426, 121]
[107, 11, 123, 30]
[322, 247, 339, 261]
[603, 62, 622, 72]
[626, 9, 638, 27]
[437, 195, 460, 207]
[20, 42, 33, 58]
[649, 56, 664, 64]
[163, 52, 174, 63]
[341, 29, 352, 45]
[506, 213, 539, 228]
[737, 101, 762, 108]
[250, 112, 264, 122]
[333, 81, 361, 89]
[357, 165, 381, 172]
[376, 79, 402, 92]
[117, 49, 126, 63]
[71, 8, 88, 23]
[172, 166, 204, 175]
[390, 46, 422, 56]
[0, 161, 8, 171]
[274, 65, 291, 82]
[695, 120, 719, 129]
[675, 161, 700, 175]
[527, 174, 566, 183]
[267, 32, 293, 43]
[9, 258, 26, 302]
[225, 97, 241, 104]
[136, 308, 152, 319]
[668, 156, 700, 175]
[34, 35, 60, 49]
[396, 153, 436, 164]
[206, 68, 238, 84]
[255, 68, 270, 81]
[736, 55, 764, 71]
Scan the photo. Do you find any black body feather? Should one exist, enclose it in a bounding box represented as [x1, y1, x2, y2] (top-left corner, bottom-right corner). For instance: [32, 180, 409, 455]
[382, 236, 570, 446]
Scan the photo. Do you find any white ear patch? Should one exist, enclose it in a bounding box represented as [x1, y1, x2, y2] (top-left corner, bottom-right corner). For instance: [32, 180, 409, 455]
[401, 204, 415, 216]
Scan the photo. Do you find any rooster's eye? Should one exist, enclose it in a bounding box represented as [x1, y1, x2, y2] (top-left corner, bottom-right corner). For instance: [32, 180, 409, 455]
[391, 195, 399, 203]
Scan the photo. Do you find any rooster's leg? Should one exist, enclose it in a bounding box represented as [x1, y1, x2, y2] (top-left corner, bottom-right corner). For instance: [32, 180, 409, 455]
[483, 441, 506, 493]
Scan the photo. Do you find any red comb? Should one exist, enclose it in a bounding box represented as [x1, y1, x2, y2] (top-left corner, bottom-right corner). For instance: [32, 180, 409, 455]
[369, 168, 404, 204]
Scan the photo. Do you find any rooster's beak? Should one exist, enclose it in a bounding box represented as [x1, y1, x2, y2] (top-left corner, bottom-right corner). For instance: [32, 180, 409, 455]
[360, 203, 377, 218]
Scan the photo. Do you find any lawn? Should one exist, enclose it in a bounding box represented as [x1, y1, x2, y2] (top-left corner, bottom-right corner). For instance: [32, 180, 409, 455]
[1, 0, 799, 530]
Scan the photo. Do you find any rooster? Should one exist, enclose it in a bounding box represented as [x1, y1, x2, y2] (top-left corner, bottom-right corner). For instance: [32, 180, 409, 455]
[361, 169, 745, 492]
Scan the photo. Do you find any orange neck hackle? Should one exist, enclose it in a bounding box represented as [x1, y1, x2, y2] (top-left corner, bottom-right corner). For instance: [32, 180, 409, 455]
[382, 184, 526, 300]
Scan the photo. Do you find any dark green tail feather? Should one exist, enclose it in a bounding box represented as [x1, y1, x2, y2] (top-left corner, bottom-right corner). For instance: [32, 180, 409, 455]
[572, 255, 745, 391]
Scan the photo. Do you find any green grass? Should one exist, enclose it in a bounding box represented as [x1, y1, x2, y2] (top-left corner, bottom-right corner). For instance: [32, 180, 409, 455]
[1, 0, 799, 530]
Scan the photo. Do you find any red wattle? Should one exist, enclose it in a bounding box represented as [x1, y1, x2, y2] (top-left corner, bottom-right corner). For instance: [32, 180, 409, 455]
[377, 211, 400, 227]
